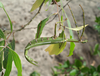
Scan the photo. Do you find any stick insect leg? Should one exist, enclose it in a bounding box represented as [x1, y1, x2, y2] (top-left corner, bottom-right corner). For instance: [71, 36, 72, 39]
[54, 23, 57, 38]
[68, 4, 80, 39]
[79, 4, 85, 41]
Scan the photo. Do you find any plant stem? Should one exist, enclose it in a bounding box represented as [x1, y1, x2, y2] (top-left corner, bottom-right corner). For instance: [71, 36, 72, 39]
[15, 0, 45, 32]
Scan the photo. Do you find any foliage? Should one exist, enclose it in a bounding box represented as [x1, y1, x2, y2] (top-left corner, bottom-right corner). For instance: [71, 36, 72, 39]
[52, 59, 100, 76]
[30, 71, 40, 76]
[30, 59, 100, 76]
[91, 44, 100, 56]
[94, 16, 100, 34]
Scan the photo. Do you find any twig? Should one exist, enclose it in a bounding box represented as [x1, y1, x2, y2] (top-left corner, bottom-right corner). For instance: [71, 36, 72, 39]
[53, 0, 60, 22]
[15, 0, 45, 32]
[46, 0, 72, 25]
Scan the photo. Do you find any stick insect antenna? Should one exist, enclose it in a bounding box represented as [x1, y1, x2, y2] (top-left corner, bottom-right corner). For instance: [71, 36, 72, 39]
[79, 4, 85, 41]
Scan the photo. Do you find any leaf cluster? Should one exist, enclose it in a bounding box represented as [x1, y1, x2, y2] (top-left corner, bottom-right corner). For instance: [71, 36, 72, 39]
[94, 16, 100, 34]
[0, 2, 22, 76]
[52, 59, 100, 76]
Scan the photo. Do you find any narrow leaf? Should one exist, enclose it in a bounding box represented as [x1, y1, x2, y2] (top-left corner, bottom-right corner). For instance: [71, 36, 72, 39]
[9, 47, 22, 76]
[3, 39, 15, 69]
[0, 29, 6, 39]
[3, 47, 9, 69]
[60, 0, 74, 39]
[4, 51, 12, 76]
[93, 44, 99, 55]
[0, 2, 13, 32]
[35, 18, 49, 38]
[0, 1, 3, 8]
[3, 8, 13, 32]
[68, 36, 75, 56]
[30, 0, 44, 12]
[68, 42, 75, 56]
[65, 24, 88, 31]
[0, 40, 5, 72]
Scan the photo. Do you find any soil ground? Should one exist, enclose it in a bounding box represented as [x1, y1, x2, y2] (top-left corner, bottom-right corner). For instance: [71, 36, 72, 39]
[0, 0, 100, 76]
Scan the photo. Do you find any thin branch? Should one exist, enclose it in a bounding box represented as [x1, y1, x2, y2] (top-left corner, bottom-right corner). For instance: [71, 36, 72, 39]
[46, 0, 72, 25]
[15, 0, 45, 32]
[53, 0, 61, 22]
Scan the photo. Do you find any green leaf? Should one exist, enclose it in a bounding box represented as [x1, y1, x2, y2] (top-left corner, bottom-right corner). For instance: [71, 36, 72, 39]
[80, 56, 84, 60]
[93, 44, 99, 55]
[68, 42, 75, 56]
[10, 38, 15, 50]
[97, 65, 100, 73]
[74, 59, 82, 68]
[35, 18, 49, 38]
[89, 66, 96, 74]
[30, 0, 47, 12]
[9, 47, 22, 76]
[93, 72, 99, 76]
[0, 1, 3, 8]
[3, 39, 15, 69]
[0, 2, 13, 32]
[81, 67, 89, 73]
[3, 9, 13, 32]
[4, 51, 12, 76]
[83, 61, 87, 66]
[54, 66, 62, 69]
[68, 36, 75, 56]
[69, 69, 78, 76]
[0, 63, 2, 72]
[3, 47, 9, 69]
[66, 69, 71, 72]
[30, 71, 40, 76]
[60, 1, 74, 39]
[0, 29, 6, 39]
[55, 0, 60, 2]
[62, 60, 70, 68]
[0, 40, 5, 72]
[95, 17, 100, 24]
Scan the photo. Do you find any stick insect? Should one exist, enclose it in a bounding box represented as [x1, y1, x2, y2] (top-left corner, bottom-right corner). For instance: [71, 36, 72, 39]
[24, 4, 88, 66]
